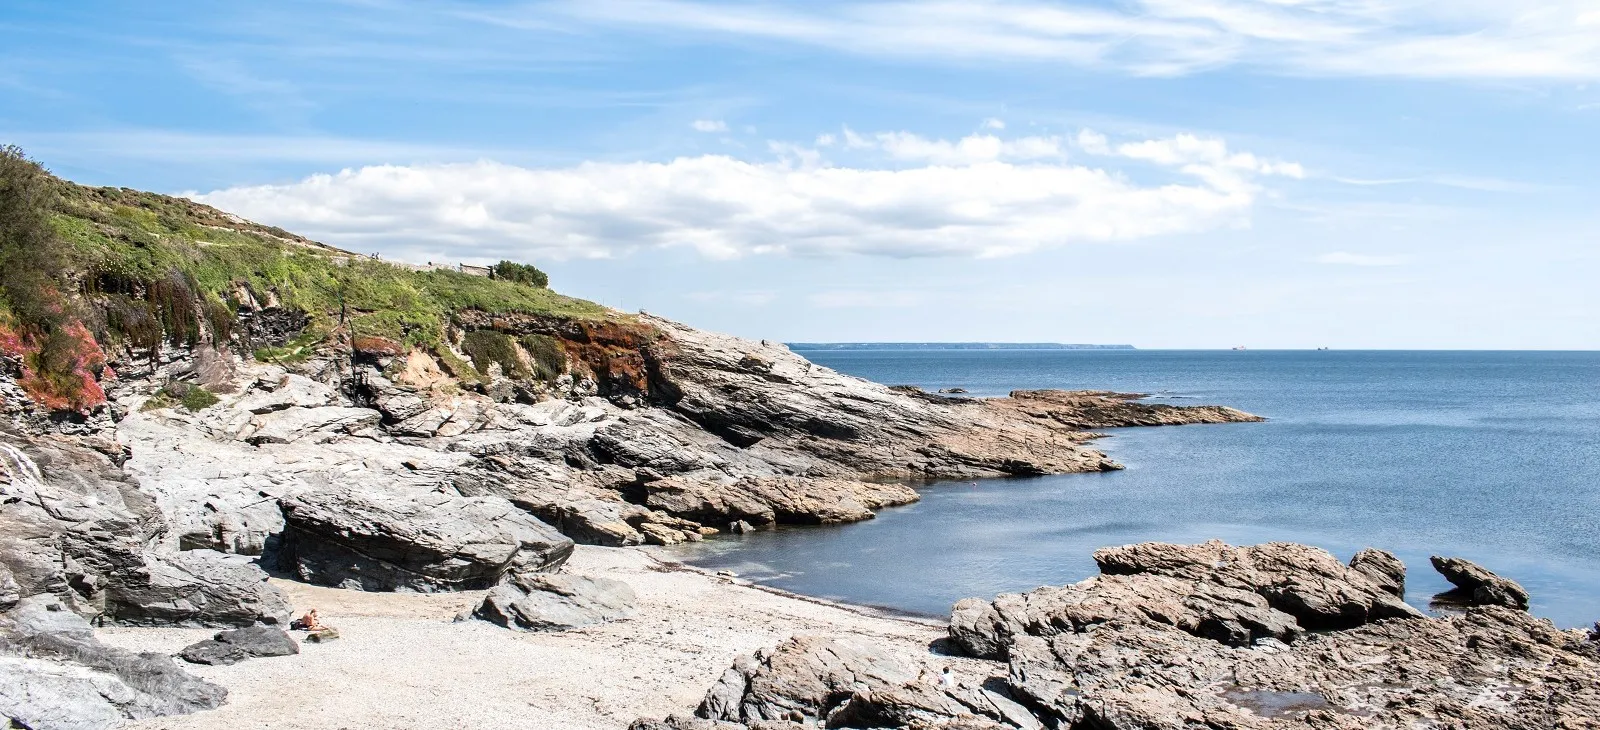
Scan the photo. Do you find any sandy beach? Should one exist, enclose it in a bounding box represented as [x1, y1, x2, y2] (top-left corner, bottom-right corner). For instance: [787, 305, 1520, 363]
[97, 546, 987, 730]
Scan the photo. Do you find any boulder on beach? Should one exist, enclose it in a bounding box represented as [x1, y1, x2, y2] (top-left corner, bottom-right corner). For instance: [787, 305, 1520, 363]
[179, 625, 299, 666]
[474, 572, 637, 632]
[278, 487, 574, 592]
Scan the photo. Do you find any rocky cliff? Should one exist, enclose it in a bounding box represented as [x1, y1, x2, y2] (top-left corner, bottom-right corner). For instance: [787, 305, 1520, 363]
[0, 172, 1261, 727]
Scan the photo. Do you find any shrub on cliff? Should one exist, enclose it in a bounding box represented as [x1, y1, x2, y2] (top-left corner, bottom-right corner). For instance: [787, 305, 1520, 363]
[0, 146, 112, 412]
[520, 334, 566, 383]
[489, 261, 549, 288]
[0, 145, 74, 328]
[461, 330, 530, 379]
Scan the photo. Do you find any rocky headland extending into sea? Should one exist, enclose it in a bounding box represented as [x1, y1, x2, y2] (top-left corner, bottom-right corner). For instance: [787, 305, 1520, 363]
[1, 171, 1595, 729]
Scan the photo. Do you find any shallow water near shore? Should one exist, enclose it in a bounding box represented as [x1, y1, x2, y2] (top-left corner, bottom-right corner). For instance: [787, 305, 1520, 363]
[667, 350, 1600, 629]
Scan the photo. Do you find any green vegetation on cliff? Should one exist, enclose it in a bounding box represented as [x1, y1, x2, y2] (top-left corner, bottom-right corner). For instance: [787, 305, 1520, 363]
[0, 146, 613, 410]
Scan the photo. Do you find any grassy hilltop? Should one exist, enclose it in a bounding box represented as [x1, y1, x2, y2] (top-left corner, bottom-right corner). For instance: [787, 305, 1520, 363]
[0, 146, 614, 410]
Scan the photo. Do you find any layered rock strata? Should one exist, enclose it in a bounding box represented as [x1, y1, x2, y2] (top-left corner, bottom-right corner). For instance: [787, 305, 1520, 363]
[644, 541, 1599, 730]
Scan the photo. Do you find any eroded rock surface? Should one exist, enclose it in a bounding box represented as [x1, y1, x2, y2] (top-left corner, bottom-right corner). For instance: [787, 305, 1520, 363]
[1092, 540, 1421, 629]
[1431, 555, 1530, 609]
[278, 487, 574, 592]
[657, 542, 1597, 730]
[687, 635, 1020, 730]
[473, 572, 636, 632]
[1, 595, 227, 729]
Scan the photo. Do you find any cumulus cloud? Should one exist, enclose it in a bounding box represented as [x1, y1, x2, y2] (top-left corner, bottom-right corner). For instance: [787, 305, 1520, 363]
[522, 0, 1600, 80]
[1315, 252, 1410, 267]
[981, 117, 1006, 130]
[863, 131, 1066, 165]
[189, 128, 1302, 262]
[691, 119, 729, 133]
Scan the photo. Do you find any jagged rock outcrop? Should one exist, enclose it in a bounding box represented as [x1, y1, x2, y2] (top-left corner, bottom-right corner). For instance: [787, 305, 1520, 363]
[103, 549, 290, 627]
[645, 475, 919, 527]
[1092, 540, 1421, 629]
[1000, 603, 1600, 730]
[657, 543, 1597, 730]
[1346, 547, 1405, 597]
[1430, 555, 1530, 609]
[1, 595, 227, 729]
[955, 541, 1597, 730]
[0, 428, 288, 626]
[278, 486, 574, 592]
[950, 573, 1304, 659]
[179, 625, 298, 666]
[473, 572, 636, 632]
[687, 636, 1022, 729]
[985, 389, 1263, 430]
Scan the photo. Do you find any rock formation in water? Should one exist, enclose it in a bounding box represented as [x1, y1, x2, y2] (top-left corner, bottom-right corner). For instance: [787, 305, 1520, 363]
[641, 542, 1599, 730]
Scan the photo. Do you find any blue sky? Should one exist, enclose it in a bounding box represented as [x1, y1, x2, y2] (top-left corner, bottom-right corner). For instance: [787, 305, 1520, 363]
[3, 0, 1597, 348]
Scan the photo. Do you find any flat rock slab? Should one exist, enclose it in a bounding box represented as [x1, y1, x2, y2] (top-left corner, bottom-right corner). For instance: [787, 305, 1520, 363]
[279, 487, 574, 592]
[180, 625, 298, 666]
[475, 572, 636, 632]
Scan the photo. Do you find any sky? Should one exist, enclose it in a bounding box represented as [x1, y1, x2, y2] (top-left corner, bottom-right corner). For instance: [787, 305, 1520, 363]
[2, 1, 1597, 348]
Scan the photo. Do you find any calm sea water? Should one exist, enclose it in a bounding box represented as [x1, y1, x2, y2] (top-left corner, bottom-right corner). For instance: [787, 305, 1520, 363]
[667, 350, 1600, 629]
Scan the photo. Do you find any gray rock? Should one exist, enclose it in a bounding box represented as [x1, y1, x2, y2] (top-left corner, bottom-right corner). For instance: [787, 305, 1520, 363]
[1, 430, 285, 628]
[555, 499, 647, 547]
[279, 487, 574, 591]
[696, 635, 920, 724]
[241, 406, 381, 445]
[688, 635, 1016, 729]
[105, 550, 291, 627]
[474, 572, 636, 632]
[950, 572, 1303, 659]
[1431, 555, 1530, 609]
[0, 595, 227, 729]
[1093, 540, 1422, 629]
[644, 475, 919, 527]
[179, 625, 298, 665]
[1348, 547, 1406, 597]
[0, 563, 19, 611]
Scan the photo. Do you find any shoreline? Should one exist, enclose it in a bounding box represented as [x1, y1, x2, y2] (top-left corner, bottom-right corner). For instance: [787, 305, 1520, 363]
[97, 546, 982, 730]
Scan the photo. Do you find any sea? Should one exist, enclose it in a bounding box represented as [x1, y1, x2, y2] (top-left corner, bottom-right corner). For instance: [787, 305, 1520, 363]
[665, 350, 1600, 629]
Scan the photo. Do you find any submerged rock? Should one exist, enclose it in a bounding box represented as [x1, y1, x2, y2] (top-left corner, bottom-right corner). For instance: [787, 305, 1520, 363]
[474, 572, 636, 632]
[1431, 555, 1530, 609]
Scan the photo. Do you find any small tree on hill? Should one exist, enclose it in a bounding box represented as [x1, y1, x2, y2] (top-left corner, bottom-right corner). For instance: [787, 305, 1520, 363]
[489, 260, 549, 288]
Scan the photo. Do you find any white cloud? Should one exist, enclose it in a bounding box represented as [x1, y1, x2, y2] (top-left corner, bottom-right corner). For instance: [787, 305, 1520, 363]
[865, 131, 1066, 165]
[1315, 252, 1411, 267]
[981, 117, 1006, 130]
[189, 128, 1302, 262]
[521, 0, 1600, 80]
[691, 119, 729, 133]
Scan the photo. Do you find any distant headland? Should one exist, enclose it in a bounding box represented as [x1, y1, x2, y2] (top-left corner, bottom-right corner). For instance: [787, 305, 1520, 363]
[786, 342, 1137, 351]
